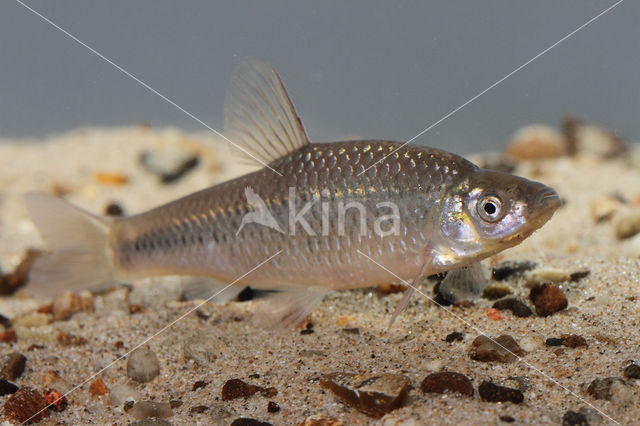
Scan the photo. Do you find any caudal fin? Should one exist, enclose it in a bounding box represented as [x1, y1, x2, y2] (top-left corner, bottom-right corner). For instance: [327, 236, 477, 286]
[24, 193, 114, 297]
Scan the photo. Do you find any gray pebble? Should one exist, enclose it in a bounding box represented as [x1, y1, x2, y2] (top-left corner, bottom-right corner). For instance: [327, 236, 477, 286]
[183, 330, 228, 367]
[128, 401, 173, 420]
[129, 279, 182, 309]
[127, 349, 160, 383]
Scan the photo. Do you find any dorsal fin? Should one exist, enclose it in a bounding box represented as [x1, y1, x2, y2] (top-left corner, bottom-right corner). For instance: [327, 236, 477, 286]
[224, 58, 310, 164]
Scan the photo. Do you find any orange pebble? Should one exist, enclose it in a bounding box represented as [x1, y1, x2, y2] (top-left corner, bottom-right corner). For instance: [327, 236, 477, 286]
[486, 308, 505, 321]
[93, 172, 129, 185]
[89, 378, 108, 396]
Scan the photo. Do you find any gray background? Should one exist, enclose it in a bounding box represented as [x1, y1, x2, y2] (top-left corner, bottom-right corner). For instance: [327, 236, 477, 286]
[0, 0, 637, 154]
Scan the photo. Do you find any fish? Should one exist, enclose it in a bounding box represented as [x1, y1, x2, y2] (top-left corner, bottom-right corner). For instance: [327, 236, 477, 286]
[25, 58, 561, 328]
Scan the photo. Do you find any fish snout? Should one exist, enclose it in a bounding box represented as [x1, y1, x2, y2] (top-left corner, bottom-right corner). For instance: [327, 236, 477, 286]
[535, 187, 562, 212]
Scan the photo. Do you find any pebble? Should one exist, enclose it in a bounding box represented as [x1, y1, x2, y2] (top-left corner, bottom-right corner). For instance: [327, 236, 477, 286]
[492, 298, 533, 318]
[189, 405, 209, 414]
[127, 348, 161, 383]
[2, 387, 50, 423]
[586, 377, 633, 404]
[128, 401, 173, 420]
[13, 312, 51, 328]
[135, 419, 172, 426]
[183, 330, 228, 367]
[0, 249, 42, 295]
[129, 279, 182, 309]
[529, 284, 568, 316]
[572, 122, 627, 158]
[0, 352, 26, 381]
[505, 125, 566, 160]
[445, 331, 464, 343]
[590, 196, 621, 223]
[299, 415, 343, 425]
[562, 410, 588, 426]
[105, 202, 124, 216]
[89, 378, 108, 396]
[623, 363, 640, 379]
[420, 372, 473, 396]
[481, 284, 512, 300]
[230, 419, 273, 426]
[561, 334, 588, 348]
[139, 148, 200, 184]
[192, 380, 207, 391]
[53, 291, 94, 321]
[221, 379, 276, 400]
[43, 388, 68, 412]
[320, 372, 410, 418]
[615, 213, 640, 240]
[499, 415, 515, 423]
[0, 379, 19, 396]
[56, 330, 88, 346]
[491, 260, 536, 281]
[469, 335, 524, 363]
[110, 382, 142, 409]
[545, 337, 563, 347]
[376, 283, 407, 294]
[478, 381, 524, 404]
[526, 268, 571, 285]
[267, 401, 280, 413]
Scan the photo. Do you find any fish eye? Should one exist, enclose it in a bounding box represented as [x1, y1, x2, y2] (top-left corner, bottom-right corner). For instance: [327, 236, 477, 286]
[477, 195, 503, 222]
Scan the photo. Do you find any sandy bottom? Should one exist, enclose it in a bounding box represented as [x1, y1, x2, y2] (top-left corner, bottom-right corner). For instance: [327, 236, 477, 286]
[0, 127, 639, 425]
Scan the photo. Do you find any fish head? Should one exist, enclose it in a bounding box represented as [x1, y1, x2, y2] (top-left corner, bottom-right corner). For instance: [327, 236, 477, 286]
[434, 169, 561, 265]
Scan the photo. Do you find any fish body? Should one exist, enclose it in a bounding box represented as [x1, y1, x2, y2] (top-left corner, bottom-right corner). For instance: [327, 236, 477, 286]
[26, 58, 561, 327]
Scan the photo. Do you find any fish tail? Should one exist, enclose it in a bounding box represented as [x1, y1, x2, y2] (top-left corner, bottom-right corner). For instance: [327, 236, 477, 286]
[25, 193, 115, 297]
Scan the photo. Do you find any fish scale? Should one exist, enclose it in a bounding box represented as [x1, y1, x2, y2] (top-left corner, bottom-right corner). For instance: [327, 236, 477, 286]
[25, 58, 560, 328]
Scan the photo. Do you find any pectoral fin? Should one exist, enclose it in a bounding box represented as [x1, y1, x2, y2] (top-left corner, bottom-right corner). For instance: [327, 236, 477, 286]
[439, 263, 488, 303]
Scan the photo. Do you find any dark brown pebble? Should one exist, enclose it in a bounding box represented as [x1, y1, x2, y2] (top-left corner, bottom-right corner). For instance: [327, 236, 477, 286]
[492, 298, 533, 318]
[342, 328, 361, 335]
[2, 387, 49, 423]
[0, 249, 42, 295]
[420, 372, 473, 396]
[562, 410, 589, 426]
[499, 415, 515, 423]
[561, 334, 588, 348]
[104, 202, 124, 216]
[445, 331, 464, 342]
[545, 337, 563, 346]
[482, 285, 512, 300]
[267, 401, 280, 413]
[491, 261, 536, 281]
[623, 363, 640, 379]
[469, 335, 523, 363]
[586, 377, 625, 400]
[192, 380, 207, 391]
[530, 284, 568, 316]
[230, 419, 273, 426]
[0, 380, 19, 396]
[221, 379, 276, 401]
[189, 405, 209, 414]
[300, 328, 314, 335]
[320, 372, 410, 418]
[0, 352, 26, 381]
[169, 400, 183, 409]
[478, 381, 524, 404]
